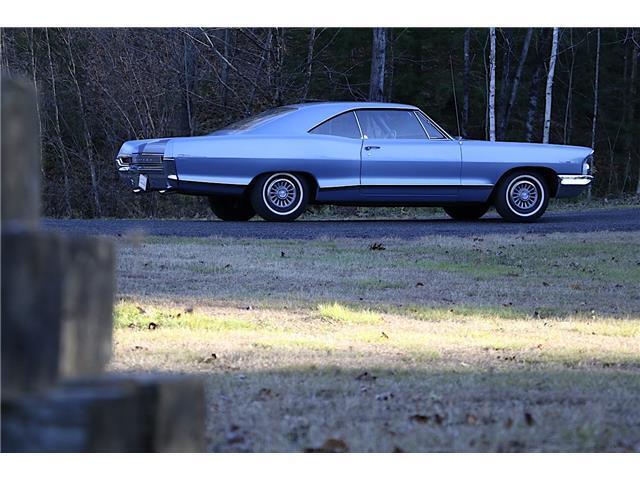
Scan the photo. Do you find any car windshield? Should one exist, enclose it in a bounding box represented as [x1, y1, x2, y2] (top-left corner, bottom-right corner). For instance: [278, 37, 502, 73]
[210, 107, 297, 134]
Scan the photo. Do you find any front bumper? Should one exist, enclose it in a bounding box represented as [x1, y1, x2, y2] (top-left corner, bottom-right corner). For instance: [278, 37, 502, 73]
[556, 174, 594, 198]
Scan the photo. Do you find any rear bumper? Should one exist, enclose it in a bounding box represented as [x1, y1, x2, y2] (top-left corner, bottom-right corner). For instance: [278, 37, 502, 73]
[116, 157, 177, 193]
[556, 174, 593, 198]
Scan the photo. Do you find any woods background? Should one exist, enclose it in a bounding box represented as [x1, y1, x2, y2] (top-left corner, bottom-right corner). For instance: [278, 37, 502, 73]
[1, 27, 638, 218]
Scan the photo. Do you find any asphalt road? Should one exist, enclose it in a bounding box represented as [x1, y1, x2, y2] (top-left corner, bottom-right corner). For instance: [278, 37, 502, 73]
[42, 207, 640, 240]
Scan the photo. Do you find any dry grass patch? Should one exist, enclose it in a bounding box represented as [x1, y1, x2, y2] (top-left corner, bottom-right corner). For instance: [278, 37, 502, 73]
[110, 230, 640, 452]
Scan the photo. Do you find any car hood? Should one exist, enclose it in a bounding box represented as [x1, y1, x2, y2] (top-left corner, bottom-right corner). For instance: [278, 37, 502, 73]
[461, 139, 592, 155]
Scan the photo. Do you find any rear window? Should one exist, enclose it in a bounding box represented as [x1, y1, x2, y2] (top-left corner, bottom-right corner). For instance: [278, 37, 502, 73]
[310, 111, 361, 139]
[214, 106, 297, 133]
[355, 109, 427, 140]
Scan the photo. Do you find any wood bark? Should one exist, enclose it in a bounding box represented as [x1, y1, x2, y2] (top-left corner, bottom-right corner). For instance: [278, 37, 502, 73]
[369, 28, 387, 102]
[488, 28, 497, 141]
[543, 28, 560, 144]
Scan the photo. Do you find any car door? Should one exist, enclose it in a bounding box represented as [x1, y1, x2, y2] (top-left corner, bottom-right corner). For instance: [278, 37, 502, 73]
[356, 109, 462, 201]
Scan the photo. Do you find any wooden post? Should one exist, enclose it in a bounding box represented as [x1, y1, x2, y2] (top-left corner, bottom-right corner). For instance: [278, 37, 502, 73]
[1, 77, 205, 452]
[1, 77, 41, 228]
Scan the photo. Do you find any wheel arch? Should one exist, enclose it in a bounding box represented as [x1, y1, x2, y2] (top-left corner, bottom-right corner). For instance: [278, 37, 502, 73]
[247, 171, 320, 202]
[490, 166, 559, 201]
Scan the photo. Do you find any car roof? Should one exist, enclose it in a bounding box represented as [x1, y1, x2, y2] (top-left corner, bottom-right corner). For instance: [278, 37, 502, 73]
[245, 101, 420, 135]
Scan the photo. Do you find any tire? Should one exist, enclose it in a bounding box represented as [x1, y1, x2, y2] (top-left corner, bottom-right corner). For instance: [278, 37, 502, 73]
[444, 203, 490, 221]
[494, 171, 549, 222]
[250, 172, 308, 222]
[208, 195, 255, 221]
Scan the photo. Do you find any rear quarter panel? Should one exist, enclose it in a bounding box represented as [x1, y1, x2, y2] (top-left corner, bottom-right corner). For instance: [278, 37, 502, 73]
[165, 134, 362, 189]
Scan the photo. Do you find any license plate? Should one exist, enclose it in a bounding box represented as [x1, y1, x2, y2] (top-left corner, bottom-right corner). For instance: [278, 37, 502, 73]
[138, 174, 148, 191]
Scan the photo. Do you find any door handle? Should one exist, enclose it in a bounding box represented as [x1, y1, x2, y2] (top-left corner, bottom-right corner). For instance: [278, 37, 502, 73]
[364, 145, 381, 151]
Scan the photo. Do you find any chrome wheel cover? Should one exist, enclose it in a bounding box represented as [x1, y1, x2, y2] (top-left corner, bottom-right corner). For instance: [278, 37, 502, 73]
[505, 175, 545, 217]
[262, 173, 304, 215]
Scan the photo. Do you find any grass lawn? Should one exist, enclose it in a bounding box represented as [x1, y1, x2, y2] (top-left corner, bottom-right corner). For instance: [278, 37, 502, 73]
[110, 230, 640, 452]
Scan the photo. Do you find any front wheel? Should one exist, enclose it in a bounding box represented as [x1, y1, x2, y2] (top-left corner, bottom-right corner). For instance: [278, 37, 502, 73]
[250, 173, 309, 222]
[444, 203, 490, 221]
[208, 196, 255, 221]
[494, 171, 549, 222]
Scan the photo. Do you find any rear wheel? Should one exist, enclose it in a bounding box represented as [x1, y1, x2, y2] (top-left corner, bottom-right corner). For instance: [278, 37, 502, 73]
[208, 196, 255, 221]
[444, 203, 490, 221]
[250, 173, 308, 222]
[494, 171, 549, 222]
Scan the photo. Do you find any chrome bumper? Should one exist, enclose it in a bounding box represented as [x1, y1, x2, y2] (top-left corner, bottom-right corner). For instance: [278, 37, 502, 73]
[558, 175, 593, 186]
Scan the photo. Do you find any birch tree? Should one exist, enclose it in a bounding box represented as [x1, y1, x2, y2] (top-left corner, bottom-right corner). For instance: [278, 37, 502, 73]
[368, 28, 387, 102]
[543, 27, 560, 144]
[488, 28, 496, 141]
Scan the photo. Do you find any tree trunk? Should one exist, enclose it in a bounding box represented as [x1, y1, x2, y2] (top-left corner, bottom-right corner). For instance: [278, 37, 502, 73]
[302, 28, 316, 100]
[563, 29, 576, 145]
[45, 29, 72, 217]
[497, 29, 512, 139]
[543, 28, 560, 144]
[588, 29, 601, 200]
[629, 30, 639, 195]
[488, 28, 497, 141]
[62, 30, 102, 217]
[27, 29, 45, 179]
[500, 28, 533, 139]
[462, 28, 471, 137]
[368, 28, 387, 102]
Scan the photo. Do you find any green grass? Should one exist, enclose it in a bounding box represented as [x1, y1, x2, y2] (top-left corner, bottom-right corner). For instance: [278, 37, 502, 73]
[317, 302, 383, 325]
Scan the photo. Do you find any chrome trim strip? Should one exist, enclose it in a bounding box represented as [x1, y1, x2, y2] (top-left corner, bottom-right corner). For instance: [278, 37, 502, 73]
[177, 175, 251, 186]
[167, 174, 178, 180]
[558, 175, 593, 186]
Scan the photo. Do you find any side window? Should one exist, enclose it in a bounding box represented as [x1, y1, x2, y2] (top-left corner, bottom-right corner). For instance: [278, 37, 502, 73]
[416, 111, 446, 139]
[355, 110, 427, 140]
[309, 112, 361, 139]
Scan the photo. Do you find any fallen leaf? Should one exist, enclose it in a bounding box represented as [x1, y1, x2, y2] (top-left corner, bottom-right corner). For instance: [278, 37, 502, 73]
[409, 414, 429, 424]
[524, 412, 535, 426]
[355, 371, 377, 382]
[305, 438, 349, 453]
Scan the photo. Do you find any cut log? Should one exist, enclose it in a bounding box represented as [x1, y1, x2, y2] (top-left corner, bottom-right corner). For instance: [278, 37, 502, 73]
[59, 236, 115, 378]
[1, 230, 64, 397]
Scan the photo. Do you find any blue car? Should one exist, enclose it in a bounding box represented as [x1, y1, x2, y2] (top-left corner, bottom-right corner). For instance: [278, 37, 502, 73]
[116, 102, 594, 222]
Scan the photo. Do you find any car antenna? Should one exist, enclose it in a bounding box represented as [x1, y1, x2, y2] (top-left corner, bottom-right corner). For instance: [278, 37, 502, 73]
[449, 54, 462, 139]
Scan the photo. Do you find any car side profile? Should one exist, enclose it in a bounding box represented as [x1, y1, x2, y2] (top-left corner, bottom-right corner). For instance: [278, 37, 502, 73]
[115, 102, 594, 222]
